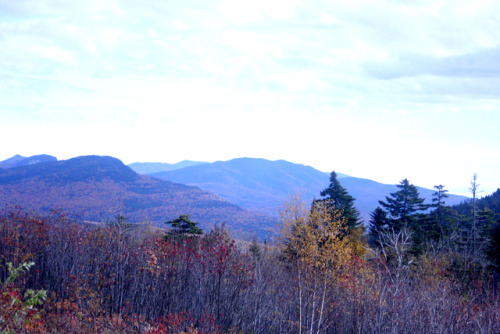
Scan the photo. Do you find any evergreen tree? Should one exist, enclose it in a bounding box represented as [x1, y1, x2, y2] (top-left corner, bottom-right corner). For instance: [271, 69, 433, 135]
[488, 217, 500, 268]
[249, 235, 262, 261]
[431, 185, 449, 220]
[474, 208, 497, 258]
[164, 214, 202, 241]
[368, 207, 389, 247]
[319, 171, 362, 230]
[424, 185, 451, 242]
[107, 214, 134, 231]
[378, 178, 428, 232]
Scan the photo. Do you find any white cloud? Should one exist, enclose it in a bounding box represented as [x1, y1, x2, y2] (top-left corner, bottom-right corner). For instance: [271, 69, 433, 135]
[217, 0, 300, 23]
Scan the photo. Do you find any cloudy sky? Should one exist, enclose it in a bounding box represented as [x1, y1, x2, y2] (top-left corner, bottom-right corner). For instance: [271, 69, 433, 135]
[1, 0, 499, 196]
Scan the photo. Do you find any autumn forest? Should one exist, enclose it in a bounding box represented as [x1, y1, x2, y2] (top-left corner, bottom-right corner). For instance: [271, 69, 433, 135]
[1, 171, 499, 333]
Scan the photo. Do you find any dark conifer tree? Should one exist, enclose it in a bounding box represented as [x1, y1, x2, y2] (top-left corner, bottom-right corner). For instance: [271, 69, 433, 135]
[432, 185, 449, 221]
[419, 185, 450, 242]
[319, 171, 362, 231]
[488, 217, 500, 268]
[368, 207, 389, 247]
[164, 214, 203, 241]
[378, 178, 428, 232]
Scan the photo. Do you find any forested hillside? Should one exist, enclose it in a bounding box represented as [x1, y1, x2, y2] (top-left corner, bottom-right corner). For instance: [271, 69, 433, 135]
[151, 158, 332, 217]
[453, 188, 500, 217]
[0, 156, 276, 236]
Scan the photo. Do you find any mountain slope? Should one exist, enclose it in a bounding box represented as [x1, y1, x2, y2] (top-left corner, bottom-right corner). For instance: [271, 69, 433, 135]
[452, 188, 500, 219]
[128, 160, 208, 174]
[151, 158, 468, 223]
[0, 156, 275, 235]
[151, 158, 331, 216]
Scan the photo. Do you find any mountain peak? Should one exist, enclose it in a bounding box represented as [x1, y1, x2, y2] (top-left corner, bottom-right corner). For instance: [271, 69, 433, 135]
[0, 154, 57, 169]
[0, 155, 138, 185]
[54, 155, 139, 183]
[0, 154, 26, 165]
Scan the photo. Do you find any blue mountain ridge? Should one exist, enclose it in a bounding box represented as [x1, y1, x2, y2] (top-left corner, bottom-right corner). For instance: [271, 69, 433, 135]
[144, 157, 468, 224]
[0, 154, 57, 168]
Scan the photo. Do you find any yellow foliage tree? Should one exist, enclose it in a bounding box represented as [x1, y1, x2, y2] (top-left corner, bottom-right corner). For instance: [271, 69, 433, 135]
[278, 193, 354, 333]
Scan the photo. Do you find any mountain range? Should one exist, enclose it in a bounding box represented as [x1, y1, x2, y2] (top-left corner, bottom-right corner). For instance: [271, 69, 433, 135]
[0, 154, 470, 236]
[0, 155, 276, 237]
[134, 157, 468, 222]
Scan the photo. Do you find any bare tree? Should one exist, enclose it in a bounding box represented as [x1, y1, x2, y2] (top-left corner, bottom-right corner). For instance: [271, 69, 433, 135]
[375, 228, 413, 296]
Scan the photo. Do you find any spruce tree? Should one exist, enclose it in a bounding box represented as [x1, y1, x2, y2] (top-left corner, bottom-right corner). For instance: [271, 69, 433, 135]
[319, 171, 361, 231]
[368, 207, 389, 247]
[427, 184, 452, 241]
[378, 179, 428, 232]
[432, 185, 449, 214]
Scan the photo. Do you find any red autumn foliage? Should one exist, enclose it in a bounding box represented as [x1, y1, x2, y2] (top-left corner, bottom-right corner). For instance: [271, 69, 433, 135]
[0, 208, 498, 333]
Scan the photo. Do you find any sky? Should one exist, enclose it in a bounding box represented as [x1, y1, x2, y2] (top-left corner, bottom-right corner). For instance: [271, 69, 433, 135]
[1, 0, 500, 197]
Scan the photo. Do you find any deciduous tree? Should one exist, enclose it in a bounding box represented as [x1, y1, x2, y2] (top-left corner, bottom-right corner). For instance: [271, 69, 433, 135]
[279, 194, 353, 333]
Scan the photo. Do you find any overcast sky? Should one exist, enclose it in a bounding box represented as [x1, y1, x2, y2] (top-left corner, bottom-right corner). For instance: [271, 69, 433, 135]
[1, 0, 500, 196]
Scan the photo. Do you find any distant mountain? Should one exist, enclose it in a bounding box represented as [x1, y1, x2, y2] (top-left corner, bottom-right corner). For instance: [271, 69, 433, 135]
[128, 161, 208, 175]
[0, 156, 275, 236]
[151, 158, 331, 216]
[151, 158, 468, 223]
[0, 154, 57, 168]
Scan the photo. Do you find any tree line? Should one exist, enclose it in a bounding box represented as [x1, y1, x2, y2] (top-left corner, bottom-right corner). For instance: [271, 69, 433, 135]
[367, 174, 500, 269]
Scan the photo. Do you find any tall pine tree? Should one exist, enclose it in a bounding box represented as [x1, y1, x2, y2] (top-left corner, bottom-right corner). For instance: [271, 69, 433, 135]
[319, 171, 362, 231]
[426, 184, 453, 241]
[368, 207, 389, 247]
[378, 179, 428, 232]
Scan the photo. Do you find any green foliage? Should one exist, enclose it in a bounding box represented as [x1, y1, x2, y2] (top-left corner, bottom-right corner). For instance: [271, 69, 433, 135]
[422, 185, 460, 242]
[448, 187, 500, 268]
[1, 261, 47, 333]
[4, 262, 47, 306]
[6, 261, 34, 284]
[23, 289, 47, 308]
[378, 178, 429, 231]
[164, 214, 203, 241]
[106, 214, 136, 233]
[368, 206, 389, 246]
[249, 236, 262, 260]
[489, 218, 500, 267]
[319, 170, 362, 230]
[432, 184, 449, 211]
